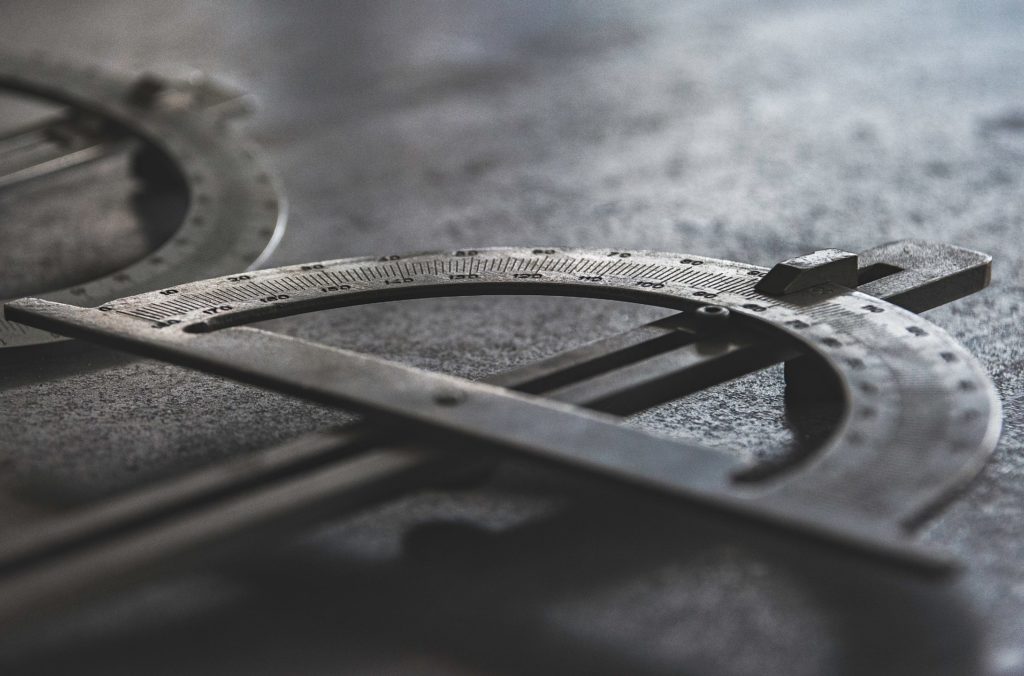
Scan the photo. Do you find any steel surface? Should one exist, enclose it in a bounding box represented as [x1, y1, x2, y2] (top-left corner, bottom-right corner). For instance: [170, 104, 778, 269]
[0, 54, 286, 348]
[4, 244, 1000, 599]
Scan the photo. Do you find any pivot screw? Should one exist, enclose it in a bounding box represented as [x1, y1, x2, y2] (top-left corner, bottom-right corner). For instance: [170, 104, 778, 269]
[696, 304, 730, 319]
[693, 304, 731, 331]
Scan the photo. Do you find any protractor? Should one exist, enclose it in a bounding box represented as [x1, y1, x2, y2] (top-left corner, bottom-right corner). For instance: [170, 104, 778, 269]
[0, 52, 286, 348]
[1, 239, 1000, 626]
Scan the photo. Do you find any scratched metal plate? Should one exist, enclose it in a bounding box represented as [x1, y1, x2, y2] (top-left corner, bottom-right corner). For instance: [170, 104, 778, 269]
[0, 2, 1021, 675]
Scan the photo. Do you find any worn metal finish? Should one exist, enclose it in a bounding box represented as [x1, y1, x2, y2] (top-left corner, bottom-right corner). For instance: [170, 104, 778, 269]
[0, 318, 791, 628]
[0, 3, 1021, 674]
[2, 242, 1000, 626]
[755, 248, 858, 295]
[0, 54, 286, 348]
[856, 240, 994, 314]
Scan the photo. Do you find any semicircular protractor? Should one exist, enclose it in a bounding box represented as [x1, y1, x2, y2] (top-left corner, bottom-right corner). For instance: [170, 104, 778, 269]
[0, 240, 1001, 626]
[0, 52, 287, 349]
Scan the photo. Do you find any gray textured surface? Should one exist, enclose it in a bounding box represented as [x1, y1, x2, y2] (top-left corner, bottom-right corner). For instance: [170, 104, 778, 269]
[0, 1, 1022, 674]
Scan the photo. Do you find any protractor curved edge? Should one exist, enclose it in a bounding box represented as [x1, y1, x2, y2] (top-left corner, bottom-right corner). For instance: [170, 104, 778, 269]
[0, 52, 288, 349]
[3, 244, 1002, 573]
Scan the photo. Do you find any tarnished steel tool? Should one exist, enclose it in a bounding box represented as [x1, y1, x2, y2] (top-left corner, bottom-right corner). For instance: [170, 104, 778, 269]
[0, 53, 286, 348]
[1, 240, 1000, 627]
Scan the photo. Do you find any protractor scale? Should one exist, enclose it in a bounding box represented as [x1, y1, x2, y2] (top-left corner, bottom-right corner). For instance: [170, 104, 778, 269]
[1, 239, 1000, 627]
[0, 53, 287, 348]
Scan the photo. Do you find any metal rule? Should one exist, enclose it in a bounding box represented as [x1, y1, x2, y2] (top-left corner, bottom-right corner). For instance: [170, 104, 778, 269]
[0, 240, 1000, 627]
[0, 53, 287, 348]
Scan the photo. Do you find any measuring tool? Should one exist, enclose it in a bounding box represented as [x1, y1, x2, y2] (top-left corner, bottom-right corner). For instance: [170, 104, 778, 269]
[0, 53, 286, 348]
[0, 240, 1000, 626]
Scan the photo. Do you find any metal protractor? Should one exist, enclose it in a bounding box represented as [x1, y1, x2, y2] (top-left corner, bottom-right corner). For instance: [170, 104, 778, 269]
[0, 52, 286, 348]
[0, 240, 1001, 626]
